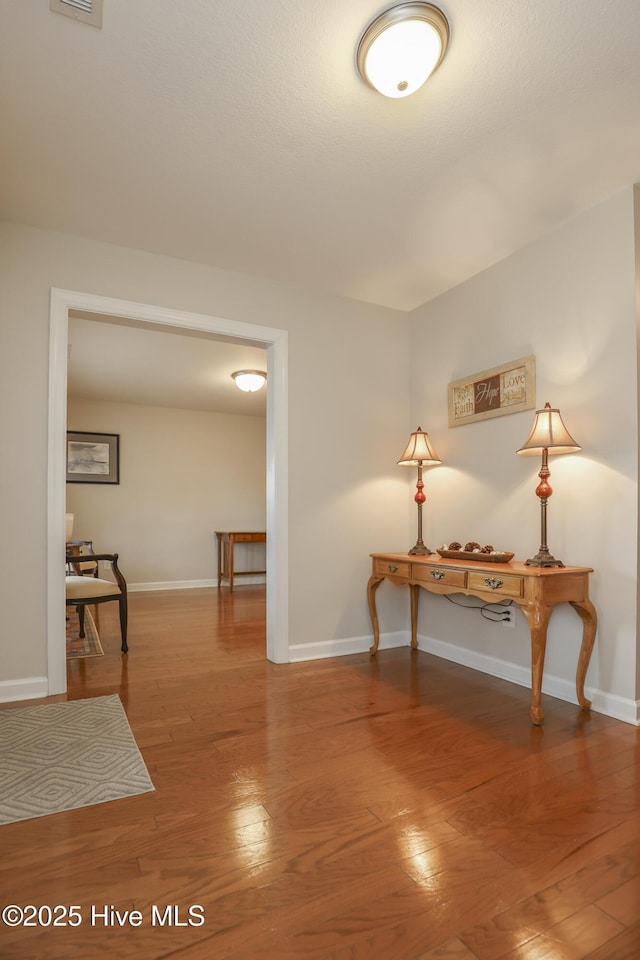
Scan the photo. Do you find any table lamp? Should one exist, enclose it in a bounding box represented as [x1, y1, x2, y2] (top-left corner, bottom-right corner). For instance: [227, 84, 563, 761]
[398, 426, 442, 555]
[516, 402, 581, 567]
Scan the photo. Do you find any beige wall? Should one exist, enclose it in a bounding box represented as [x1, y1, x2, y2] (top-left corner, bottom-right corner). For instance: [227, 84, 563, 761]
[405, 187, 638, 719]
[66, 399, 267, 586]
[1, 190, 638, 721]
[0, 221, 411, 695]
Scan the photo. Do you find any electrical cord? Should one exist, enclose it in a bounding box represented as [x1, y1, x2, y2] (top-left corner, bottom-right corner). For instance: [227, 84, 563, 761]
[444, 594, 514, 623]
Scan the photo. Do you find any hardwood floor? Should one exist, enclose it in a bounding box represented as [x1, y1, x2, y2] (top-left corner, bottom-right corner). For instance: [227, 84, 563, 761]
[1, 587, 639, 959]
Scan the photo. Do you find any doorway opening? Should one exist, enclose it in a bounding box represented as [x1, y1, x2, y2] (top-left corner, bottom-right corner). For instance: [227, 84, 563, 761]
[48, 289, 289, 695]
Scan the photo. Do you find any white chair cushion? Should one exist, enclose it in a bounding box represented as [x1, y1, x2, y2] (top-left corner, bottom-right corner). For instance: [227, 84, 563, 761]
[66, 576, 121, 599]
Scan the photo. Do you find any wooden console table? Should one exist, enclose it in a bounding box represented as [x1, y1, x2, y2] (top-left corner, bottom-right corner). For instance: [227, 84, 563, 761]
[367, 552, 597, 725]
[216, 531, 266, 591]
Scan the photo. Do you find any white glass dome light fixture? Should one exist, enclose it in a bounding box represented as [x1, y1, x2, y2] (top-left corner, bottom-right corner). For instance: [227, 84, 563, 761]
[356, 2, 449, 99]
[231, 370, 267, 392]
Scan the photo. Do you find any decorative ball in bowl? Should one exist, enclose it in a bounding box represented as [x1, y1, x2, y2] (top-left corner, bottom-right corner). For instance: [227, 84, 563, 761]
[437, 542, 514, 563]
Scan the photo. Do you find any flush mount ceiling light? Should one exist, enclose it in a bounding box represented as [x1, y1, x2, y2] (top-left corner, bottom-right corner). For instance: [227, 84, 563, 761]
[356, 2, 449, 98]
[231, 370, 267, 392]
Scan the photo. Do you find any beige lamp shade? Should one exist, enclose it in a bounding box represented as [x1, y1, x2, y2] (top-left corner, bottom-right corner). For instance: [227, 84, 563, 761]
[398, 427, 441, 465]
[516, 403, 581, 456]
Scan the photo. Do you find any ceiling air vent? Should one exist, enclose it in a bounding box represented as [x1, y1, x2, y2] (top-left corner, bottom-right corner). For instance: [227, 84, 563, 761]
[49, 0, 103, 28]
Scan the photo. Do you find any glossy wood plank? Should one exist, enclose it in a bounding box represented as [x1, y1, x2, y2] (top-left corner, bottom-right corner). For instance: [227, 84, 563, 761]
[0, 586, 638, 960]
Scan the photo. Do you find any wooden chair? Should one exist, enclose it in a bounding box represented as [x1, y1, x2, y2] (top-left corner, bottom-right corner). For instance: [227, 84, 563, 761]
[65, 539, 102, 630]
[65, 552, 128, 653]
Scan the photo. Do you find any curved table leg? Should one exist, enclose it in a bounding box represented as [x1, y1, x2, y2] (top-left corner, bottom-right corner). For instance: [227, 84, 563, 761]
[521, 601, 552, 725]
[569, 598, 597, 711]
[367, 576, 384, 655]
[410, 583, 420, 649]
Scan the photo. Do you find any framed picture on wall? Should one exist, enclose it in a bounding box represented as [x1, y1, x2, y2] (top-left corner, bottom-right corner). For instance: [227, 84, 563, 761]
[66, 431, 120, 484]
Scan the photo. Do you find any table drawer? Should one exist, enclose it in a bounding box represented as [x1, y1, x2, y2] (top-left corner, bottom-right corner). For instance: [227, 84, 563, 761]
[468, 571, 524, 598]
[413, 564, 467, 588]
[374, 559, 411, 579]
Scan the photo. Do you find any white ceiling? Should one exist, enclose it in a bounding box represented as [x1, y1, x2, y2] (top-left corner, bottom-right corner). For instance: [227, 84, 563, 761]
[68, 314, 267, 415]
[2, 0, 640, 314]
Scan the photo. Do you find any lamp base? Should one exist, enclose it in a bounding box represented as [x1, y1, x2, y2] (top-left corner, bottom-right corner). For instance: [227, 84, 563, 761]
[525, 548, 564, 568]
[408, 543, 431, 556]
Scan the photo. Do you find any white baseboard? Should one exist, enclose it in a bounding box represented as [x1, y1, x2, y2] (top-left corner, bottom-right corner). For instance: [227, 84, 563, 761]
[589, 693, 640, 726]
[288, 629, 639, 727]
[129, 576, 266, 592]
[0, 677, 48, 704]
[416, 632, 639, 727]
[3, 632, 636, 724]
[288, 630, 409, 662]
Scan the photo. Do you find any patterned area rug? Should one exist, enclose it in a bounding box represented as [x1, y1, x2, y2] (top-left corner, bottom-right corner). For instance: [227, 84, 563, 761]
[66, 606, 104, 659]
[0, 695, 154, 826]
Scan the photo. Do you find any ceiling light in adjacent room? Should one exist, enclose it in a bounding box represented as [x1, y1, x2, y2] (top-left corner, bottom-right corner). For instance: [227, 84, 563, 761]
[231, 370, 267, 392]
[357, 2, 449, 98]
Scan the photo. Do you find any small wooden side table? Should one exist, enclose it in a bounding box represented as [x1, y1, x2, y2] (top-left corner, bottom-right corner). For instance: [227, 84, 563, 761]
[215, 531, 266, 591]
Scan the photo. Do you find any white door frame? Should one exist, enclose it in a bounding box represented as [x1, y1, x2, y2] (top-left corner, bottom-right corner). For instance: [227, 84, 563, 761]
[48, 288, 289, 694]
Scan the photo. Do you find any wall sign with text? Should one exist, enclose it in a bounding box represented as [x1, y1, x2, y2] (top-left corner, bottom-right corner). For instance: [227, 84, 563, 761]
[447, 356, 536, 427]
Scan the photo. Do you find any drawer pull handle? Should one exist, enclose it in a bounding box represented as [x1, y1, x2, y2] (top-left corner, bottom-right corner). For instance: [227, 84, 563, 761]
[431, 569, 445, 580]
[484, 577, 503, 590]
[388, 564, 399, 573]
